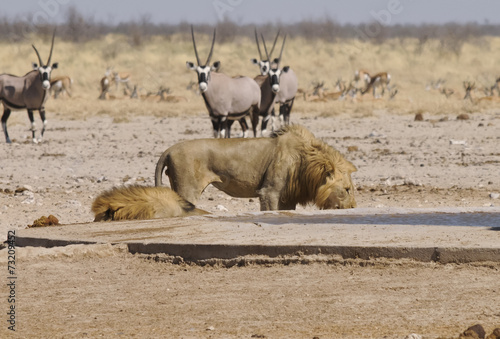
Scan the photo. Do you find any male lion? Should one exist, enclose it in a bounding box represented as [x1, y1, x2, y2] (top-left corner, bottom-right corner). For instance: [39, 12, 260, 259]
[92, 185, 208, 221]
[155, 125, 357, 210]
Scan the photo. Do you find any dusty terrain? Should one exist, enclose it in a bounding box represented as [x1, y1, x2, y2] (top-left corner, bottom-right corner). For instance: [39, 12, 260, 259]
[1, 34, 500, 338]
[1, 109, 499, 230]
[1, 108, 499, 338]
[0, 244, 499, 339]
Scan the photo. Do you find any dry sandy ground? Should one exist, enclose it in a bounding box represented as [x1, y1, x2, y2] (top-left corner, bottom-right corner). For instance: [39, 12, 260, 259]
[1, 109, 500, 338]
[0, 244, 499, 339]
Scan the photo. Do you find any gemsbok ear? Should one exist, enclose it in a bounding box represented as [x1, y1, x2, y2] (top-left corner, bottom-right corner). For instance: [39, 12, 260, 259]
[32, 62, 38, 70]
[251, 58, 259, 65]
[211, 61, 221, 72]
[52, 62, 58, 69]
[186, 61, 196, 70]
[282, 66, 290, 73]
[272, 58, 280, 65]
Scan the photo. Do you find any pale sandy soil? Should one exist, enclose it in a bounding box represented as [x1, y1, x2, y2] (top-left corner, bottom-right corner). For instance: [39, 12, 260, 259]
[1, 108, 499, 338]
[0, 244, 499, 339]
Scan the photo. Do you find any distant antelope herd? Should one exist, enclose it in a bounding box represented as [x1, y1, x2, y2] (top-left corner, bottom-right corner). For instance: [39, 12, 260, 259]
[299, 70, 396, 103]
[2, 27, 500, 143]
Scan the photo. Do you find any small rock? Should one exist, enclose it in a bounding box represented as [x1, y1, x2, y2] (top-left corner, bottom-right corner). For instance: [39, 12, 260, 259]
[457, 113, 470, 120]
[405, 334, 423, 339]
[97, 176, 107, 183]
[216, 205, 228, 212]
[489, 193, 500, 199]
[15, 186, 28, 194]
[368, 130, 386, 138]
[206, 326, 215, 331]
[347, 145, 359, 152]
[459, 324, 486, 339]
[21, 191, 35, 204]
[414, 113, 424, 121]
[450, 139, 467, 145]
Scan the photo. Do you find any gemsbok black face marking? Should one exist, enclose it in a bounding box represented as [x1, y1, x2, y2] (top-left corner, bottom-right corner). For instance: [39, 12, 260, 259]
[0, 30, 58, 143]
[186, 25, 261, 139]
[186, 26, 217, 94]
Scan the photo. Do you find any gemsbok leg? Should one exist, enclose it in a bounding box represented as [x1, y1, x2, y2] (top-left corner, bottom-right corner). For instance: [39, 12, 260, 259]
[1, 108, 12, 144]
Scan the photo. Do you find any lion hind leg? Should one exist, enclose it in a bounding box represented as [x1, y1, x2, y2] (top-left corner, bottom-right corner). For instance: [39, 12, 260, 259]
[173, 173, 222, 205]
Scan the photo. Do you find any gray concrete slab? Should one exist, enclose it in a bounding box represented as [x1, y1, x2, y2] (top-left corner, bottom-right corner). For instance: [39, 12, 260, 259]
[15, 207, 500, 264]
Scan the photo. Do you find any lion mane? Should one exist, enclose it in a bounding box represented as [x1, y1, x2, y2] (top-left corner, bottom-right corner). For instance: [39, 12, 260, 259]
[92, 185, 208, 221]
[273, 126, 357, 209]
[155, 125, 357, 211]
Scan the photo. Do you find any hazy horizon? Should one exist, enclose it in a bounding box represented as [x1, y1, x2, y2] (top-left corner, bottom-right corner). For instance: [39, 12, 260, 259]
[1, 0, 500, 27]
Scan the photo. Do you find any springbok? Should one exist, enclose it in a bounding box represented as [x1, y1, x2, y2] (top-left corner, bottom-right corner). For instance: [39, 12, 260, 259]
[187, 26, 261, 138]
[322, 81, 348, 101]
[113, 70, 131, 91]
[463, 81, 475, 102]
[361, 72, 391, 98]
[354, 69, 371, 88]
[440, 87, 455, 98]
[0, 31, 58, 143]
[50, 75, 72, 99]
[99, 69, 113, 100]
[462, 81, 500, 103]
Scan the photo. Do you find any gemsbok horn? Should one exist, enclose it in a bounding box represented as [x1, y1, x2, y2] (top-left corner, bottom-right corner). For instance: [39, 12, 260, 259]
[0, 30, 58, 143]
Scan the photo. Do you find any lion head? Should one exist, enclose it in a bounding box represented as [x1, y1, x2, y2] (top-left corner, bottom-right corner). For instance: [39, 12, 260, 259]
[278, 125, 357, 209]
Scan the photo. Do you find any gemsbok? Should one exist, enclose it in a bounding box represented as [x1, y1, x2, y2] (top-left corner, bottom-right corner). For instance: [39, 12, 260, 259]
[187, 26, 261, 138]
[252, 29, 282, 135]
[0, 31, 58, 143]
[268, 34, 298, 126]
[251, 30, 297, 127]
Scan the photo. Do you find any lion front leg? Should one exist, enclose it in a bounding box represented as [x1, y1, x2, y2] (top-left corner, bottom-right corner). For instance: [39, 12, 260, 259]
[258, 187, 297, 211]
[258, 193, 296, 211]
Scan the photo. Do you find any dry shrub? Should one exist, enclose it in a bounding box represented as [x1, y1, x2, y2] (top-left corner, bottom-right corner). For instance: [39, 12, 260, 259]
[29, 215, 60, 228]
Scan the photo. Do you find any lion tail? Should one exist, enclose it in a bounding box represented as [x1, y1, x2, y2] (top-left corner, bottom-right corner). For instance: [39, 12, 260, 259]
[155, 148, 170, 186]
[92, 185, 208, 221]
